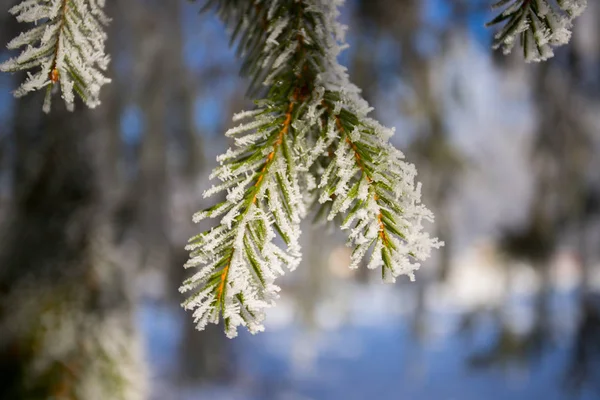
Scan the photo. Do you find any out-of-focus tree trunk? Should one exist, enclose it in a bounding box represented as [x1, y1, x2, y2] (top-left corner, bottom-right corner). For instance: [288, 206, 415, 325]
[96, 0, 127, 205]
[166, 1, 204, 178]
[132, 2, 172, 273]
[0, 5, 146, 395]
[0, 90, 146, 398]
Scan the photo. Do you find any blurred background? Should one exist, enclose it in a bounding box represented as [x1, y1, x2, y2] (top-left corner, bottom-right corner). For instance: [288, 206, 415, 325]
[1, 0, 600, 399]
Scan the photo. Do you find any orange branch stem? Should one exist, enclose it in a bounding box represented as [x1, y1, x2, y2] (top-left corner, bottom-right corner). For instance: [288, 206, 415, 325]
[216, 92, 298, 304]
[330, 111, 390, 246]
[49, 0, 68, 83]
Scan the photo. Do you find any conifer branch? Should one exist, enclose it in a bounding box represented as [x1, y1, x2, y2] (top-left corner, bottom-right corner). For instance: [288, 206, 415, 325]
[180, 94, 304, 338]
[0, 0, 111, 112]
[183, 0, 442, 337]
[181, 0, 318, 338]
[304, 0, 442, 281]
[487, 0, 587, 62]
[315, 99, 443, 281]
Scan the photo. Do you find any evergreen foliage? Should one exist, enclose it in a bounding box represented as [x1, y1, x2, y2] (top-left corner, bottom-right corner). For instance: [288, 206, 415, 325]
[487, 0, 587, 62]
[179, 0, 441, 338]
[0, 0, 110, 112]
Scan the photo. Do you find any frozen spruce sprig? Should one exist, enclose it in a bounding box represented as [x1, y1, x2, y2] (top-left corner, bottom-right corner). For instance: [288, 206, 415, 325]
[183, 0, 441, 338]
[181, 0, 319, 338]
[308, 0, 443, 283]
[487, 0, 587, 62]
[180, 99, 305, 339]
[0, 0, 111, 112]
[313, 96, 443, 282]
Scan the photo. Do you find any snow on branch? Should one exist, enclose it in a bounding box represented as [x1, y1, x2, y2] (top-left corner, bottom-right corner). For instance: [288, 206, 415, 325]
[487, 0, 587, 62]
[181, 0, 312, 338]
[307, 0, 443, 283]
[0, 0, 111, 112]
[183, 0, 441, 338]
[181, 99, 304, 338]
[314, 100, 443, 282]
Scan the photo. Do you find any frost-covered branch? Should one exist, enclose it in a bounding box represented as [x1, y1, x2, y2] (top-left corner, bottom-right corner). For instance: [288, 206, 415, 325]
[181, 98, 305, 338]
[305, 0, 443, 282]
[183, 0, 441, 338]
[181, 0, 319, 338]
[487, 0, 587, 62]
[0, 0, 111, 112]
[314, 102, 442, 282]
